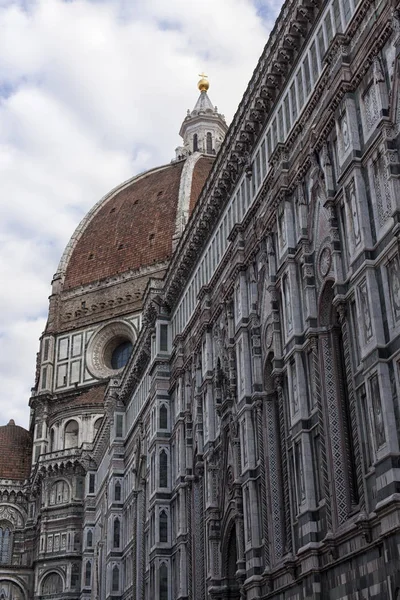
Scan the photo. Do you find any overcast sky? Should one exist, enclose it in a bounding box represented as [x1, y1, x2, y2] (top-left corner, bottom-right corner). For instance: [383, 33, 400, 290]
[0, 0, 282, 429]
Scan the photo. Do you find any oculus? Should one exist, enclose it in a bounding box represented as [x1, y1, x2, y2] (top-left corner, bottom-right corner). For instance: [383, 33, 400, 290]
[86, 320, 137, 379]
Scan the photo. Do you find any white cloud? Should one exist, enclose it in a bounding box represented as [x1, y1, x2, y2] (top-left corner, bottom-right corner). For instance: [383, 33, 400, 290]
[0, 0, 281, 428]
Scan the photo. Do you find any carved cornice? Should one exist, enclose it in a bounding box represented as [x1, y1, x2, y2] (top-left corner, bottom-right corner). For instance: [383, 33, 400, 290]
[163, 0, 324, 310]
[119, 0, 395, 403]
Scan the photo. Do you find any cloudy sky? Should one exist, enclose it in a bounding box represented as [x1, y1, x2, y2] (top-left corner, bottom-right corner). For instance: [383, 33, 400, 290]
[0, 0, 282, 428]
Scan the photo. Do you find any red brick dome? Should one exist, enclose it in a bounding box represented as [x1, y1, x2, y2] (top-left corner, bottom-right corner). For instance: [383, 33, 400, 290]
[62, 156, 214, 290]
[0, 420, 32, 481]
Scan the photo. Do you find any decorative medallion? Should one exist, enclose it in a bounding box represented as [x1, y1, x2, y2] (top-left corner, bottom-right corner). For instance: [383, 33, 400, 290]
[319, 247, 332, 278]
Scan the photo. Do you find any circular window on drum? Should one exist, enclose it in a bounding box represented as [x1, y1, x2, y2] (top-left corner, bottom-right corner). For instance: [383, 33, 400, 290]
[86, 320, 136, 379]
[111, 341, 133, 369]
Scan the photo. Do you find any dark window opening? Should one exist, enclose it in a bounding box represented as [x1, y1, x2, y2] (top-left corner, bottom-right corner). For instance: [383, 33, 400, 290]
[88, 473, 95, 494]
[115, 415, 123, 438]
[159, 563, 168, 600]
[112, 565, 119, 592]
[115, 481, 122, 502]
[85, 561, 91, 588]
[159, 511, 168, 542]
[159, 404, 168, 429]
[71, 564, 80, 589]
[113, 519, 120, 548]
[206, 132, 213, 153]
[159, 450, 168, 488]
[0, 525, 12, 565]
[87, 530, 93, 548]
[111, 341, 133, 370]
[160, 324, 168, 352]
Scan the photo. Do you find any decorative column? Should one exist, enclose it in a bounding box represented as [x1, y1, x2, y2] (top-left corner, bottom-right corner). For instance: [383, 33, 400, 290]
[310, 336, 332, 533]
[137, 481, 146, 600]
[319, 329, 348, 528]
[337, 304, 365, 510]
[193, 464, 205, 600]
[264, 385, 284, 562]
[234, 505, 246, 595]
[275, 377, 292, 555]
[255, 399, 270, 569]
[131, 491, 137, 600]
[186, 478, 193, 600]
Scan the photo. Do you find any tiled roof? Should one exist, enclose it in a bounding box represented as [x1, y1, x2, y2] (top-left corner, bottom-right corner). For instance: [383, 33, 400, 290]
[63, 156, 212, 290]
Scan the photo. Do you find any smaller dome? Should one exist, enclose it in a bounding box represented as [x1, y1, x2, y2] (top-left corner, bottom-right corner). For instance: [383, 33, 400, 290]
[0, 420, 32, 481]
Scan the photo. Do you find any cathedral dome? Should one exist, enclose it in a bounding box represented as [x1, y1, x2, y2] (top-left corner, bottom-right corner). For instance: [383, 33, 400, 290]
[60, 156, 214, 290]
[0, 420, 32, 481]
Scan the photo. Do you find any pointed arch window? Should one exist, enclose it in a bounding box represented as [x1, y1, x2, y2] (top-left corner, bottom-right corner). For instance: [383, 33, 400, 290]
[73, 532, 81, 552]
[49, 480, 70, 505]
[50, 428, 55, 452]
[93, 417, 102, 439]
[159, 510, 168, 543]
[159, 563, 168, 600]
[159, 450, 168, 488]
[87, 530, 93, 548]
[193, 134, 198, 152]
[206, 132, 213, 154]
[42, 572, 63, 595]
[85, 561, 92, 587]
[64, 420, 79, 449]
[112, 565, 120, 592]
[115, 481, 122, 502]
[0, 523, 12, 564]
[113, 518, 121, 548]
[71, 564, 80, 589]
[159, 404, 168, 430]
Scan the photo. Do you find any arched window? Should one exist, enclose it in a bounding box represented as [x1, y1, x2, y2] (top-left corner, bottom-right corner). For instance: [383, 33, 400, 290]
[0, 522, 13, 564]
[0, 583, 24, 599]
[49, 480, 69, 505]
[159, 450, 168, 488]
[159, 405, 168, 429]
[206, 131, 213, 154]
[87, 530, 93, 548]
[85, 561, 92, 587]
[159, 510, 168, 543]
[42, 572, 63, 595]
[64, 420, 79, 449]
[115, 481, 122, 502]
[159, 563, 168, 600]
[113, 518, 120, 548]
[112, 565, 119, 592]
[71, 564, 80, 589]
[50, 428, 55, 452]
[93, 418, 102, 439]
[193, 133, 198, 152]
[73, 533, 80, 551]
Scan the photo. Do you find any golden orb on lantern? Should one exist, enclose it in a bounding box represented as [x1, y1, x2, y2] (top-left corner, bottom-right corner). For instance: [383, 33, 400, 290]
[198, 72, 209, 92]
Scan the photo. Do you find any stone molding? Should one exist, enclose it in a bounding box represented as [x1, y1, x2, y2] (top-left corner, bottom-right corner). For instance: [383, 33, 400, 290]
[85, 319, 138, 380]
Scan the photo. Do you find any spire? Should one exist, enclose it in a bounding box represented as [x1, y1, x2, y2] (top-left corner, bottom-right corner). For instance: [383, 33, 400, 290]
[175, 74, 228, 160]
